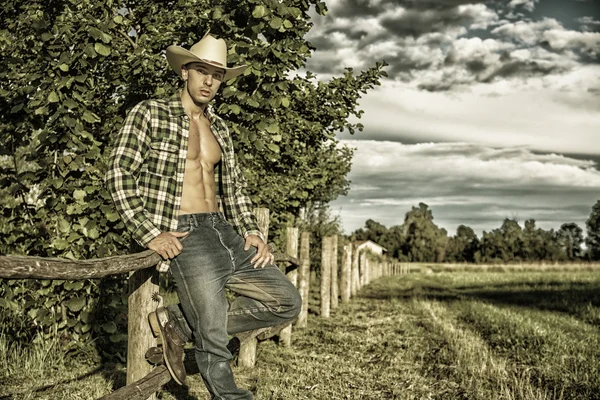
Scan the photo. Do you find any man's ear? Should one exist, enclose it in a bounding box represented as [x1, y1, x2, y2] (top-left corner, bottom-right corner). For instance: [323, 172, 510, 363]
[181, 66, 188, 80]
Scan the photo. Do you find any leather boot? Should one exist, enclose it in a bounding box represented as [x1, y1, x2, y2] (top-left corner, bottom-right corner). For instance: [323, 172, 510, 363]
[149, 307, 187, 384]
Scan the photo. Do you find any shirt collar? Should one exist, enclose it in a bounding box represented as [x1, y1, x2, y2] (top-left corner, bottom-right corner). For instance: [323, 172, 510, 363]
[168, 91, 217, 123]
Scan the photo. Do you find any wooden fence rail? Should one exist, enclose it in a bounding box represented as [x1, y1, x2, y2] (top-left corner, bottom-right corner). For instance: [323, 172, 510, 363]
[0, 211, 401, 399]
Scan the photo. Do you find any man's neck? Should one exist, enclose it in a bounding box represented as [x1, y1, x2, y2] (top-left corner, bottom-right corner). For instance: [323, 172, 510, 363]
[180, 90, 208, 120]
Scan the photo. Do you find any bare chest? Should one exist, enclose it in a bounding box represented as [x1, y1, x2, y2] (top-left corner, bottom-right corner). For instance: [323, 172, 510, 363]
[187, 117, 221, 165]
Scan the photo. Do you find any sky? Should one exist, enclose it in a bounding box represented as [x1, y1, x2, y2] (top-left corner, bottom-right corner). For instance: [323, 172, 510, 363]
[303, 0, 600, 237]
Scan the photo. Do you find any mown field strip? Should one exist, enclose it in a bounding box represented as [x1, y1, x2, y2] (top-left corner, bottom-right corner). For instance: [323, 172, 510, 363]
[3, 269, 600, 399]
[452, 300, 600, 398]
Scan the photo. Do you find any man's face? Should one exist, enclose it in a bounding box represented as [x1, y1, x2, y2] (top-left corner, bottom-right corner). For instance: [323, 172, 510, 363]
[182, 62, 225, 105]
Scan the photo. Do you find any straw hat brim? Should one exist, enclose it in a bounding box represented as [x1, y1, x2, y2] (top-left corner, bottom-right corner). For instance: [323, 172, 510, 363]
[166, 45, 247, 81]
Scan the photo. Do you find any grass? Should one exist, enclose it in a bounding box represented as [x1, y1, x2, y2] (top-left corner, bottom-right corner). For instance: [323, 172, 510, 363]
[2, 267, 600, 399]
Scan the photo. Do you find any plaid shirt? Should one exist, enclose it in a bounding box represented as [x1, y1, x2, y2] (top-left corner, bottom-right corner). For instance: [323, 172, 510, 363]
[106, 92, 263, 272]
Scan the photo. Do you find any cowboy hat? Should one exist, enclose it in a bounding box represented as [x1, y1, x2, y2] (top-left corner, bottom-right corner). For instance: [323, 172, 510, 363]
[166, 34, 247, 81]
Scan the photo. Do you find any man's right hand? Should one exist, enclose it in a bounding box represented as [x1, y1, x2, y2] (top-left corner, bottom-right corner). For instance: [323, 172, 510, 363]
[147, 231, 190, 260]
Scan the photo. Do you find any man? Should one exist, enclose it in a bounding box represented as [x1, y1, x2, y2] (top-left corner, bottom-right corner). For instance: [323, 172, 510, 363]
[106, 34, 302, 399]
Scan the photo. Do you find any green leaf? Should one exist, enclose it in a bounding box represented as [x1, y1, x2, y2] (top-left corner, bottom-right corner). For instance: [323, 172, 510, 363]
[113, 15, 123, 24]
[83, 44, 97, 58]
[65, 297, 86, 312]
[74, 189, 86, 201]
[94, 42, 111, 57]
[269, 18, 283, 30]
[106, 210, 120, 222]
[58, 218, 71, 233]
[59, 63, 69, 72]
[53, 238, 69, 250]
[87, 228, 99, 239]
[102, 322, 117, 334]
[266, 123, 279, 134]
[64, 98, 78, 109]
[252, 5, 266, 18]
[82, 110, 101, 123]
[48, 92, 59, 103]
[10, 103, 23, 113]
[272, 134, 282, 142]
[109, 333, 128, 343]
[267, 143, 280, 153]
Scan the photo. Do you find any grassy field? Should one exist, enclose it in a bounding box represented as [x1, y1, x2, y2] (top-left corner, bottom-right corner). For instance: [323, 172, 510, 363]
[2, 267, 600, 399]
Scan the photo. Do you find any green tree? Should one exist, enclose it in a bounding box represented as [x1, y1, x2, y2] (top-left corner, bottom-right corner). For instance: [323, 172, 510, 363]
[557, 223, 584, 261]
[586, 200, 600, 261]
[446, 225, 480, 263]
[400, 203, 447, 262]
[0, 0, 386, 350]
[481, 219, 523, 263]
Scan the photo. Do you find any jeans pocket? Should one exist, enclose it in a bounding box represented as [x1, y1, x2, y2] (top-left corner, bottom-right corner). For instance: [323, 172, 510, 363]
[177, 223, 195, 243]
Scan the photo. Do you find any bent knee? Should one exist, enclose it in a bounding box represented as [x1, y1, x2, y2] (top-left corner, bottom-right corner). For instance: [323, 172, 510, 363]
[280, 287, 302, 319]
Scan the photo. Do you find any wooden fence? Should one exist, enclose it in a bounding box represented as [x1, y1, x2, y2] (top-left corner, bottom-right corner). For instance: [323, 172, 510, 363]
[0, 208, 404, 399]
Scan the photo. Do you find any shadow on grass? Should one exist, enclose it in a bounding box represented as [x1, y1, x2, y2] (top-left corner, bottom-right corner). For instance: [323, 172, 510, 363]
[359, 277, 600, 325]
[0, 365, 106, 400]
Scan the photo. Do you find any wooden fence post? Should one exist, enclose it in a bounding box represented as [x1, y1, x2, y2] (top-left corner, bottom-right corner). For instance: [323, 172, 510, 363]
[359, 251, 367, 288]
[296, 232, 311, 329]
[279, 227, 299, 347]
[340, 244, 352, 303]
[330, 235, 339, 310]
[351, 245, 360, 297]
[127, 268, 159, 399]
[320, 236, 332, 318]
[238, 208, 269, 368]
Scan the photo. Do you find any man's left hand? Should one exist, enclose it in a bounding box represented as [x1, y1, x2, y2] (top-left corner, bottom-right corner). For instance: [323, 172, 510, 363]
[244, 235, 274, 269]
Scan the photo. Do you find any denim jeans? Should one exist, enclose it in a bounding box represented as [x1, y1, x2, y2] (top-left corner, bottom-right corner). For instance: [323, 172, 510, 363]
[166, 212, 302, 400]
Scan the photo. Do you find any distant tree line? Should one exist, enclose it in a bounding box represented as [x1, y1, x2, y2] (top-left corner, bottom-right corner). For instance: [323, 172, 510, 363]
[350, 200, 600, 263]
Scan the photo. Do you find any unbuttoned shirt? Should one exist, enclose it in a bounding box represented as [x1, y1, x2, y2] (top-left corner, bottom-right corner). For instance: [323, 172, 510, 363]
[106, 92, 263, 272]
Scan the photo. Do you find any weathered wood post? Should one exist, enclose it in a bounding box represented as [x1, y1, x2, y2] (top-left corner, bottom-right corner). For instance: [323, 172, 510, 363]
[296, 232, 311, 329]
[238, 208, 269, 368]
[320, 236, 332, 318]
[359, 251, 367, 288]
[330, 235, 339, 310]
[127, 268, 159, 399]
[351, 245, 360, 296]
[279, 227, 299, 347]
[340, 243, 352, 303]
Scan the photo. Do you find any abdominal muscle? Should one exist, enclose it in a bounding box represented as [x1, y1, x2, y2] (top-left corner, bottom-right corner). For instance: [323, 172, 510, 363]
[178, 116, 222, 215]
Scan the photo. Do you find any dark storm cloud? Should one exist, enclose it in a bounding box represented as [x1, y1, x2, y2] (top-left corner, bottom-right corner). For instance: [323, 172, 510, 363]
[479, 56, 567, 82]
[379, 5, 488, 38]
[307, 0, 599, 91]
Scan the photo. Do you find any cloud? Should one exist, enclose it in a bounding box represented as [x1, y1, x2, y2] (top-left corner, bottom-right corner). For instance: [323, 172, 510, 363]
[339, 75, 600, 155]
[379, 4, 498, 38]
[578, 16, 600, 32]
[507, 0, 539, 12]
[306, 2, 597, 91]
[491, 18, 563, 45]
[331, 140, 600, 235]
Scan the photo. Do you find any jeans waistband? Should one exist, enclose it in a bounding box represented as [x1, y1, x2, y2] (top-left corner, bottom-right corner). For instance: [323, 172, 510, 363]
[177, 212, 226, 228]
